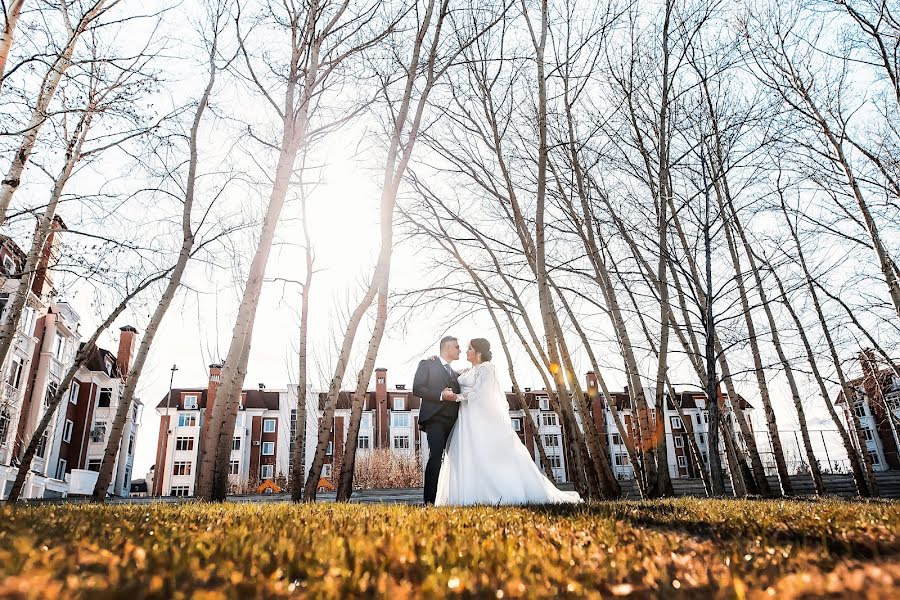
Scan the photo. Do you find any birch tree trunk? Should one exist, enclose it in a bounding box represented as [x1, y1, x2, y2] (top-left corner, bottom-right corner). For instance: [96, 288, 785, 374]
[0, 106, 92, 376]
[0, 0, 25, 90]
[761, 248, 871, 496]
[730, 219, 825, 495]
[315, 0, 457, 502]
[289, 193, 314, 501]
[713, 182, 791, 496]
[779, 198, 878, 496]
[90, 18, 221, 501]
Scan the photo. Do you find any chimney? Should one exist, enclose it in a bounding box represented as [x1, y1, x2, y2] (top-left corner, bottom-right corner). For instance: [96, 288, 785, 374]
[31, 215, 67, 300]
[585, 371, 599, 396]
[375, 368, 388, 449]
[205, 363, 223, 427]
[117, 325, 138, 378]
[258, 383, 265, 390]
[375, 368, 387, 404]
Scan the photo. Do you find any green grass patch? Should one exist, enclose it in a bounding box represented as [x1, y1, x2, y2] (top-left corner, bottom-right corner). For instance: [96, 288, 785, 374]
[0, 498, 898, 598]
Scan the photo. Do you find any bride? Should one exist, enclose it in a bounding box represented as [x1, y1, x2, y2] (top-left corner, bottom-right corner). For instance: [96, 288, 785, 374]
[434, 338, 582, 506]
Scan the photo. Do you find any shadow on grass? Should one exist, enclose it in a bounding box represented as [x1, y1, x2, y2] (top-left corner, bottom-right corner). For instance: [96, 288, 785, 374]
[514, 499, 900, 560]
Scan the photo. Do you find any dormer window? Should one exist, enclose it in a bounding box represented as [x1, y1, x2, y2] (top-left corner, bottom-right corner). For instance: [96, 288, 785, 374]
[183, 395, 198, 410]
[539, 397, 550, 411]
[2, 255, 15, 275]
[393, 397, 405, 411]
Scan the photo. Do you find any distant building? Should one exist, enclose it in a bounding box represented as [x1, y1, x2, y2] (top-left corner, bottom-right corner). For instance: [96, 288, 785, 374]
[836, 350, 900, 472]
[151, 366, 295, 496]
[1, 224, 141, 499]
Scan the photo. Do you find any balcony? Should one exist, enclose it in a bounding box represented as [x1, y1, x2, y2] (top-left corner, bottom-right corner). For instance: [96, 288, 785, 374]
[1, 381, 21, 405]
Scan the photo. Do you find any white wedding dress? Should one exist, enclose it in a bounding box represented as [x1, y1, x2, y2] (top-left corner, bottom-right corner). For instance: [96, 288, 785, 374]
[434, 362, 582, 506]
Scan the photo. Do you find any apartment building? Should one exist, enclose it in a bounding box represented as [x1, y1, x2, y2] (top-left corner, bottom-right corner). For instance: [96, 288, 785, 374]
[1, 223, 141, 499]
[151, 365, 295, 496]
[836, 350, 900, 472]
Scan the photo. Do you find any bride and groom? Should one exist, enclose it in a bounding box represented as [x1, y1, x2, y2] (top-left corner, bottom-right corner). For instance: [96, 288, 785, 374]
[413, 336, 582, 506]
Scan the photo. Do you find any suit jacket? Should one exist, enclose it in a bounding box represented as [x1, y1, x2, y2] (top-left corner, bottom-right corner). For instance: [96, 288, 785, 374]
[413, 358, 461, 430]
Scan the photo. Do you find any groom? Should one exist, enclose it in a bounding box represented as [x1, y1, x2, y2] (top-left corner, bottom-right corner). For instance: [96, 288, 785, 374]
[413, 335, 462, 505]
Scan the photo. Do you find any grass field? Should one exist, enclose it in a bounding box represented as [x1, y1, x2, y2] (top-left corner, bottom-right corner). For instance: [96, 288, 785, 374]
[1, 498, 898, 598]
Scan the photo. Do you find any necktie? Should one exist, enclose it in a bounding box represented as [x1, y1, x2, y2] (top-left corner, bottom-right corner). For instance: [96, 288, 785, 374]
[443, 363, 454, 378]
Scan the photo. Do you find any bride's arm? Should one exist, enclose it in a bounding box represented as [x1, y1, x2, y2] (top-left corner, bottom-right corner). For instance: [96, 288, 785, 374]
[455, 364, 492, 403]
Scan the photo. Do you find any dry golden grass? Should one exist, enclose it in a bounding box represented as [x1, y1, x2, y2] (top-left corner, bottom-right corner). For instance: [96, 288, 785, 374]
[0, 498, 897, 598]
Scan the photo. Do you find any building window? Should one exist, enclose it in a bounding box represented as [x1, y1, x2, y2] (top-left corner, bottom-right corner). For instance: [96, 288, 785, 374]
[91, 422, 107, 443]
[393, 436, 410, 450]
[854, 401, 867, 418]
[674, 435, 684, 448]
[128, 434, 135, 456]
[671, 417, 683, 429]
[35, 430, 48, 458]
[44, 382, 57, 408]
[358, 436, 370, 449]
[698, 433, 706, 445]
[391, 412, 410, 428]
[229, 460, 240, 475]
[263, 418, 276, 433]
[177, 414, 197, 427]
[539, 397, 550, 411]
[260, 464, 274, 480]
[695, 413, 702, 426]
[53, 333, 65, 360]
[183, 395, 198, 410]
[0, 408, 10, 446]
[702, 411, 709, 424]
[648, 408, 657, 424]
[6, 357, 23, 389]
[511, 418, 521, 431]
[232, 437, 241, 451]
[87, 458, 102, 471]
[326, 441, 333, 455]
[360, 413, 373, 429]
[123, 467, 130, 494]
[677, 455, 688, 468]
[69, 382, 80, 405]
[173, 461, 192, 476]
[543, 434, 560, 447]
[62, 419, 73, 443]
[55, 459, 67, 480]
[171, 485, 190, 497]
[546, 455, 562, 469]
[98, 388, 112, 408]
[862, 427, 875, 442]
[868, 450, 881, 466]
[542, 413, 558, 427]
[614, 452, 629, 466]
[175, 437, 194, 451]
[322, 464, 332, 478]
[702, 451, 709, 464]
[262, 441, 275, 456]
[887, 394, 900, 413]
[611, 433, 622, 446]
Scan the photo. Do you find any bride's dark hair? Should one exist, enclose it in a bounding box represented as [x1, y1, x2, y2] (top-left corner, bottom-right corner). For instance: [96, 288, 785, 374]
[470, 338, 492, 362]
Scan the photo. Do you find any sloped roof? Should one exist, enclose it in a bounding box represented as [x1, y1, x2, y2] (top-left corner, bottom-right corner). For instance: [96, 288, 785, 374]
[155, 387, 281, 410]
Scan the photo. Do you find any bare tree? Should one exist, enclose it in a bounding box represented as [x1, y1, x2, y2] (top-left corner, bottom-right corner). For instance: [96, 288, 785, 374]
[198, 0, 391, 502]
[0, 0, 124, 223]
[91, 2, 228, 502]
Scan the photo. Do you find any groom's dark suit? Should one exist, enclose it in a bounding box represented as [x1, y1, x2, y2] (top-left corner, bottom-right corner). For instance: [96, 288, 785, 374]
[413, 358, 461, 504]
